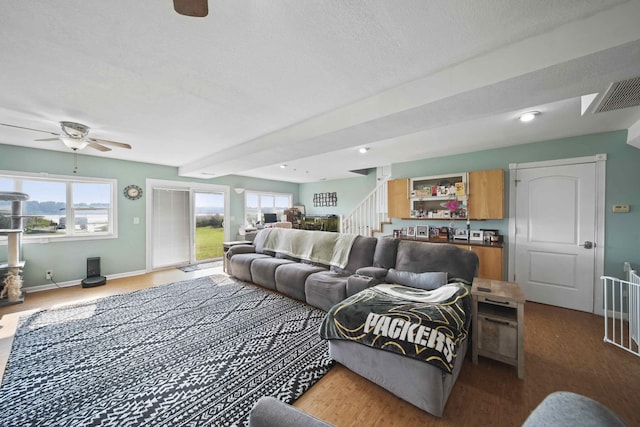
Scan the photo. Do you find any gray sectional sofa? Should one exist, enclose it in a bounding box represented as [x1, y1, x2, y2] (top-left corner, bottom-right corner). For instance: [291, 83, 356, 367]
[227, 227, 480, 417]
[226, 227, 479, 312]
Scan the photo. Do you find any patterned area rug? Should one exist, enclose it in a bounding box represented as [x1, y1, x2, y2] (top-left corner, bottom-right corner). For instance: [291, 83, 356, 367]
[0, 275, 333, 426]
[178, 260, 223, 272]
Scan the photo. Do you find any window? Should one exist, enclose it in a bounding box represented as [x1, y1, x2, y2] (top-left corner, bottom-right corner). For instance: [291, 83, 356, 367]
[0, 171, 117, 240]
[244, 191, 292, 226]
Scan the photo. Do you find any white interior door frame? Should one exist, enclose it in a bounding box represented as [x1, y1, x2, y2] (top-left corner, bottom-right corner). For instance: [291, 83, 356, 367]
[508, 154, 607, 315]
[146, 179, 230, 272]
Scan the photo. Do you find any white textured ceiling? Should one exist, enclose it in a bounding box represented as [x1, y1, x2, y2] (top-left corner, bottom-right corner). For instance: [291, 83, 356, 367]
[1, 1, 639, 182]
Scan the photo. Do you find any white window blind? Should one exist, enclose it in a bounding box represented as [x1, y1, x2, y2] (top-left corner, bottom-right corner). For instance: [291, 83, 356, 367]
[151, 188, 190, 269]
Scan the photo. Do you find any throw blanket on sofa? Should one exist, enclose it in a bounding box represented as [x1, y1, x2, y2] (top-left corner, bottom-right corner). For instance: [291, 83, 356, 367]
[319, 283, 471, 373]
[262, 228, 358, 268]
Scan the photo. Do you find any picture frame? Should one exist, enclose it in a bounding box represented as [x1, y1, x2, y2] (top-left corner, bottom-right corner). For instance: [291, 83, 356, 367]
[469, 229, 484, 242]
[481, 228, 499, 243]
[453, 228, 469, 240]
[416, 225, 429, 239]
[438, 226, 450, 240]
[480, 229, 498, 237]
[430, 227, 440, 239]
[406, 226, 416, 237]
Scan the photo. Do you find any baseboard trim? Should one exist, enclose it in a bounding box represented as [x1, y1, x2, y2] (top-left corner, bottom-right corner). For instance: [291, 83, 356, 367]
[23, 270, 147, 293]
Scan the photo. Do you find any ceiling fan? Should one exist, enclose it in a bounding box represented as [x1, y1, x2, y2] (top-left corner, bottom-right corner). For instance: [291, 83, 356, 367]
[173, 0, 208, 17]
[0, 121, 132, 152]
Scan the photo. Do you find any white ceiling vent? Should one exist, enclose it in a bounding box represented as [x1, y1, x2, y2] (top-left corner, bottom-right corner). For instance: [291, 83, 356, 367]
[593, 76, 640, 113]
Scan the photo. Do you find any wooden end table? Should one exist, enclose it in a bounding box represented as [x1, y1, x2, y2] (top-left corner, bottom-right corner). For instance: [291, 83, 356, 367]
[471, 277, 526, 379]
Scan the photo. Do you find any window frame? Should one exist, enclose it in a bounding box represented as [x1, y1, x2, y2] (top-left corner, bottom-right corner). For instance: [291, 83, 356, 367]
[244, 190, 292, 226]
[0, 170, 118, 243]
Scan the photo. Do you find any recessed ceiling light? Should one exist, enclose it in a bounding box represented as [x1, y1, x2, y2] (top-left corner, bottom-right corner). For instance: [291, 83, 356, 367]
[280, 164, 287, 168]
[519, 111, 540, 122]
[358, 147, 370, 154]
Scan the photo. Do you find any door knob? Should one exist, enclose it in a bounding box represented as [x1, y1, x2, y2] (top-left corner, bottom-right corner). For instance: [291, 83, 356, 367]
[582, 241, 595, 249]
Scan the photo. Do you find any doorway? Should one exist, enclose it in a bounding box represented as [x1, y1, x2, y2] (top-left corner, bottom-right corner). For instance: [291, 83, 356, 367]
[146, 180, 230, 271]
[194, 191, 225, 262]
[508, 155, 606, 313]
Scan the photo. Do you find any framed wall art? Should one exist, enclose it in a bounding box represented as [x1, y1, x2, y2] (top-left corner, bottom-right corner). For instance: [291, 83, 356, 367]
[313, 192, 337, 207]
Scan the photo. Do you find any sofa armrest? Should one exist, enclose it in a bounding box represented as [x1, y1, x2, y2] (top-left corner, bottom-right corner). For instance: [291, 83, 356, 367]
[522, 392, 627, 427]
[227, 244, 256, 259]
[346, 274, 380, 297]
[248, 396, 334, 427]
[355, 266, 388, 279]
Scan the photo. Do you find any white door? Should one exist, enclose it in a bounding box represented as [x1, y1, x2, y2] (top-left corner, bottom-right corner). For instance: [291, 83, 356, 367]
[513, 162, 597, 312]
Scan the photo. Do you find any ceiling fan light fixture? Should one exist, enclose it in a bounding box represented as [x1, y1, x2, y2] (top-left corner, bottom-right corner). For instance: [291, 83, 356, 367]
[60, 136, 89, 151]
[60, 121, 90, 138]
[519, 111, 540, 122]
[358, 147, 370, 154]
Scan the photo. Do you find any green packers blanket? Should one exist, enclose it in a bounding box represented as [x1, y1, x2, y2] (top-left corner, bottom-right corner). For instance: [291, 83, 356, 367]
[319, 283, 471, 373]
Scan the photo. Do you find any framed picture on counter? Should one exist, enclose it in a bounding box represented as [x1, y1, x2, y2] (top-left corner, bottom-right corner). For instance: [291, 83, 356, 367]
[469, 230, 484, 241]
[481, 228, 500, 243]
[416, 225, 429, 238]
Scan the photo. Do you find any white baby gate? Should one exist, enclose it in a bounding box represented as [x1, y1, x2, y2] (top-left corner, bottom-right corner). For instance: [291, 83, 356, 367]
[602, 269, 640, 357]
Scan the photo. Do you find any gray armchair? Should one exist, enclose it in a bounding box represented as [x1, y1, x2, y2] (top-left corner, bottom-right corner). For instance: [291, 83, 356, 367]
[248, 397, 333, 427]
[247, 392, 627, 427]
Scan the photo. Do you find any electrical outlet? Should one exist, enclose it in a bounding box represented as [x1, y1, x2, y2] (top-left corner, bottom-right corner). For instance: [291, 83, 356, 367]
[46, 270, 53, 280]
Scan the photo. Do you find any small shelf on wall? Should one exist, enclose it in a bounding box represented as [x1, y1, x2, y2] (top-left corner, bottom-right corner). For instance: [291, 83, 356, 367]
[409, 172, 468, 219]
[0, 261, 26, 269]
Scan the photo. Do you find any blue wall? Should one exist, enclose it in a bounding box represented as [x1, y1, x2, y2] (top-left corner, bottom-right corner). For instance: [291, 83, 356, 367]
[0, 144, 298, 288]
[298, 172, 377, 217]
[391, 130, 639, 278]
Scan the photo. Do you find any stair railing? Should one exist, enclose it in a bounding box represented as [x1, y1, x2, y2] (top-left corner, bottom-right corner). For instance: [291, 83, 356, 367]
[340, 179, 389, 236]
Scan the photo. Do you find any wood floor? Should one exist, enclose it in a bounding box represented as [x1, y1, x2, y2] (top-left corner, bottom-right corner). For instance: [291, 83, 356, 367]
[1, 269, 639, 426]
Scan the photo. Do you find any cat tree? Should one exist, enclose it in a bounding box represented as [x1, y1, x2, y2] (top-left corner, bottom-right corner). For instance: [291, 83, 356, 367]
[0, 191, 29, 305]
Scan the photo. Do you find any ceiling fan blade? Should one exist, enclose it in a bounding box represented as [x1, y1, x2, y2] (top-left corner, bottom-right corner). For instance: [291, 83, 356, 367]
[34, 138, 60, 141]
[87, 141, 111, 152]
[0, 122, 59, 136]
[88, 138, 132, 149]
[173, 0, 208, 17]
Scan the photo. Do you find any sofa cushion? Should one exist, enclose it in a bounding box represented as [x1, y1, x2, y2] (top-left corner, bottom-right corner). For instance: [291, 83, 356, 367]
[336, 235, 378, 274]
[386, 268, 448, 290]
[373, 237, 399, 269]
[275, 263, 327, 301]
[250, 257, 296, 290]
[395, 241, 478, 284]
[228, 253, 271, 282]
[305, 271, 350, 311]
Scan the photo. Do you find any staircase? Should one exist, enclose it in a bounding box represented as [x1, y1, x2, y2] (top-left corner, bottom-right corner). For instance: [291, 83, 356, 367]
[340, 179, 390, 236]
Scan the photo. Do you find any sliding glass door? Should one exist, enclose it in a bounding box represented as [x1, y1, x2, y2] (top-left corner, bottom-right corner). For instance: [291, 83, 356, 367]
[194, 191, 225, 262]
[147, 180, 230, 271]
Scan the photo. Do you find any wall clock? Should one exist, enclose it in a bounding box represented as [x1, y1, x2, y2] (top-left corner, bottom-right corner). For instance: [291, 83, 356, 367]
[124, 185, 143, 200]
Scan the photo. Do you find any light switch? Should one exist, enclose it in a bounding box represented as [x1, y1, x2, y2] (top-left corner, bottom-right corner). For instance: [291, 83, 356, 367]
[133, 217, 140, 224]
[612, 204, 630, 213]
